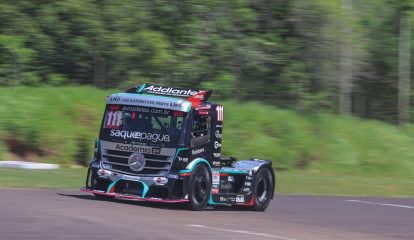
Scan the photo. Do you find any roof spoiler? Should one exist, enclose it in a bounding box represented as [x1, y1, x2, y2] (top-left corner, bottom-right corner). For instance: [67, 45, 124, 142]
[125, 84, 212, 102]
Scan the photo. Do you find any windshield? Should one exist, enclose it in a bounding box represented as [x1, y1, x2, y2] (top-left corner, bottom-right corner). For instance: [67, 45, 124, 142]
[99, 104, 188, 146]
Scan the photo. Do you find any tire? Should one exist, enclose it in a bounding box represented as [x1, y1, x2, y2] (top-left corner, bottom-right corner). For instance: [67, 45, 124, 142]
[252, 168, 273, 211]
[187, 164, 211, 211]
[93, 193, 114, 201]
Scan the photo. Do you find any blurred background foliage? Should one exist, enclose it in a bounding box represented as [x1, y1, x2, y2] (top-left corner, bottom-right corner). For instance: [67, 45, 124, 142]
[1, 0, 414, 177]
[1, 0, 413, 122]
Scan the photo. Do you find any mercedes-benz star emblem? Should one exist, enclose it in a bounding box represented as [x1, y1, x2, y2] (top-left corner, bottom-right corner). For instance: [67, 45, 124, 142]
[128, 153, 145, 172]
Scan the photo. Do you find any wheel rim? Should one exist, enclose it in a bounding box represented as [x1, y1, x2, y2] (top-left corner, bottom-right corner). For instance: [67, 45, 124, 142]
[256, 176, 269, 204]
[194, 174, 207, 203]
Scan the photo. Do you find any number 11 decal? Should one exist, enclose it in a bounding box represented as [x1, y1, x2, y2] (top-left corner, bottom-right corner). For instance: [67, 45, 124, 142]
[106, 111, 123, 128]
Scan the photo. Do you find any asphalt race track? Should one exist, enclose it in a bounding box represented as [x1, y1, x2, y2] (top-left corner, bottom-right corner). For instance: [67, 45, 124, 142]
[0, 189, 413, 240]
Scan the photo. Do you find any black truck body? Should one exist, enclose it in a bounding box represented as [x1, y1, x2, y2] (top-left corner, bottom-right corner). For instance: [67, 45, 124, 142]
[81, 84, 275, 211]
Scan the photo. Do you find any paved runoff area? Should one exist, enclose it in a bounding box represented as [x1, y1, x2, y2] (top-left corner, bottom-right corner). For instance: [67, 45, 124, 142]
[0, 189, 413, 240]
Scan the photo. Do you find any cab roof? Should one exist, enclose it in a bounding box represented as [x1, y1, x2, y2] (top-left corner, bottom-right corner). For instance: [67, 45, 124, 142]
[125, 84, 212, 103]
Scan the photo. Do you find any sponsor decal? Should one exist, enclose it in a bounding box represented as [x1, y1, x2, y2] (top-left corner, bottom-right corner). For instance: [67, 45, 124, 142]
[122, 175, 141, 181]
[245, 176, 253, 180]
[219, 196, 227, 202]
[169, 102, 183, 108]
[236, 195, 245, 203]
[212, 161, 220, 167]
[213, 153, 221, 158]
[110, 130, 170, 142]
[215, 130, 222, 139]
[191, 92, 206, 100]
[167, 174, 178, 179]
[244, 182, 251, 187]
[191, 148, 204, 155]
[149, 108, 170, 115]
[152, 148, 161, 155]
[216, 106, 224, 122]
[151, 109, 170, 115]
[196, 105, 211, 111]
[177, 157, 189, 163]
[216, 125, 223, 128]
[121, 106, 171, 115]
[110, 105, 120, 111]
[108, 95, 121, 102]
[122, 106, 149, 113]
[143, 85, 198, 97]
[212, 171, 220, 185]
[212, 188, 219, 194]
[107, 93, 191, 112]
[188, 90, 212, 103]
[214, 141, 222, 149]
[243, 188, 251, 192]
[228, 176, 234, 182]
[115, 144, 161, 155]
[101, 141, 176, 156]
[198, 110, 209, 115]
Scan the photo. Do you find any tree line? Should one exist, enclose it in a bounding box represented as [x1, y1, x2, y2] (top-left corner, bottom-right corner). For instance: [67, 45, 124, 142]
[0, 0, 413, 123]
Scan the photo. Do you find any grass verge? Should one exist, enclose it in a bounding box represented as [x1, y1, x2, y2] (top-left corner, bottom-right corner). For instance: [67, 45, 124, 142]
[278, 171, 414, 198]
[0, 168, 413, 198]
[0, 168, 86, 189]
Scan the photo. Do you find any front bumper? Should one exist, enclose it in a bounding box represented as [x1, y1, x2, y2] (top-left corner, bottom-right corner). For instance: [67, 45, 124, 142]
[82, 161, 189, 202]
[80, 187, 189, 203]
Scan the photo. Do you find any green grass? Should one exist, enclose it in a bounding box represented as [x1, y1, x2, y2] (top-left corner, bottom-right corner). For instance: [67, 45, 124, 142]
[0, 86, 115, 166]
[222, 101, 414, 178]
[0, 168, 413, 197]
[0, 86, 414, 185]
[0, 168, 86, 189]
[278, 171, 414, 197]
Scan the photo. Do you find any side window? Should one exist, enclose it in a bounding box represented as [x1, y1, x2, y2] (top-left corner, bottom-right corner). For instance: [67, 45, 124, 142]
[191, 115, 210, 147]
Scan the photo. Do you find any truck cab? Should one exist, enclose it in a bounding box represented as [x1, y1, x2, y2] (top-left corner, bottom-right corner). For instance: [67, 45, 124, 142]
[82, 84, 275, 211]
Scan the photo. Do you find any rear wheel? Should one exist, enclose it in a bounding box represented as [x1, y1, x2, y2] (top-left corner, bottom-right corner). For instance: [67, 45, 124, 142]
[252, 168, 273, 211]
[187, 164, 211, 211]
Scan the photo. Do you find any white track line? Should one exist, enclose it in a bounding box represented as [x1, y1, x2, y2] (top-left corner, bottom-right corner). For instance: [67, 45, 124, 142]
[345, 199, 414, 210]
[187, 224, 301, 240]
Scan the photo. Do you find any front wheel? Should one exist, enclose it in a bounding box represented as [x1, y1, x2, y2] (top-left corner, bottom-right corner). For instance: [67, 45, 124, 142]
[252, 168, 274, 211]
[187, 164, 211, 211]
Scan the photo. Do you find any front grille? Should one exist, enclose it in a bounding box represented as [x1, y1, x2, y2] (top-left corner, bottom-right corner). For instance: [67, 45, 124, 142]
[114, 180, 143, 196]
[102, 149, 173, 176]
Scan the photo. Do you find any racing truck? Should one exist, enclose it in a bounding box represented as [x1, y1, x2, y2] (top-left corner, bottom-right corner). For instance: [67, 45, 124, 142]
[81, 84, 275, 211]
